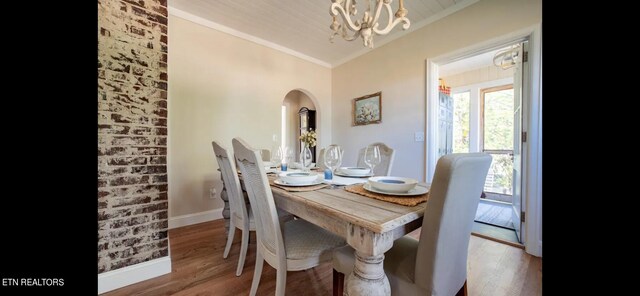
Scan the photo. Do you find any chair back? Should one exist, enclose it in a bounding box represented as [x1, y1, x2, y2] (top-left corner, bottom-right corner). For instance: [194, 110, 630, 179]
[232, 138, 285, 261]
[260, 149, 271, 162]
[356, 142, 396, 176]
[212, 141, 248, 226]
[317, 148, 326, 170]
[414, 153, 492, 295]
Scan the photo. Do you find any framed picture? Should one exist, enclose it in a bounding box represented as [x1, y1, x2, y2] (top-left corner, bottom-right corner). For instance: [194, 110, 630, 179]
[353, 91, 382, 126]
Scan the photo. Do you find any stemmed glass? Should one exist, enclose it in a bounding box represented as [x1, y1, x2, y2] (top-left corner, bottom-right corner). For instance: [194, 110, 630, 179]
[364, 145, 381, 176]
[282, 147, 293, 171]
[324, 145, 343, 177]
[271, 146, 283, 167]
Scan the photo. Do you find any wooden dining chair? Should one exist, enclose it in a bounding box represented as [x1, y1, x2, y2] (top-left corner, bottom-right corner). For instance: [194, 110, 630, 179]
[212, 141, 256, 276]
[213, 141, 293, 276]
[333, 153, 492, 296]
[232, 137, 346, 296]
[356, 142, 396, 176]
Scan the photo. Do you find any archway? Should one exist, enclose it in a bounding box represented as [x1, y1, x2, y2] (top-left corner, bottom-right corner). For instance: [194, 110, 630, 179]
[281, 89, 318, 163]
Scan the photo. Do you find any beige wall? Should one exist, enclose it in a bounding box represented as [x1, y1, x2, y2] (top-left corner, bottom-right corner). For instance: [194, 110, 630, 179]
[168, 16, 332, 218]
[442, 65, 514, 89]
[331, 0, 541, 181]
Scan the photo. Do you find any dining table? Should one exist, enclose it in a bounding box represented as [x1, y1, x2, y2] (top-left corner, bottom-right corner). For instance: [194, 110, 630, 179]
[224, 170, 428, 296]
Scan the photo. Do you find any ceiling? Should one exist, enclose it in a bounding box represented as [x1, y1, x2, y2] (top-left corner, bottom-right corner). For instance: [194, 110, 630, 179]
[440, 48, 500, 77]
[168, 0, 477, 67]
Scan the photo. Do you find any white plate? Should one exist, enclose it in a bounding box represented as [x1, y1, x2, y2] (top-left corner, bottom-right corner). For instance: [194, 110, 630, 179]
[274, 179, 324, 187]
[334, 171, 374, 178]
[338, 167, 371, 175]
[368, 176, 418, 193]
[363, 183, 429, 196]
[263, 161, 278, 167]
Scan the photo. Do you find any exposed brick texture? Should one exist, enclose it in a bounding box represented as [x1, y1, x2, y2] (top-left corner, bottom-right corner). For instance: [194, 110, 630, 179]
[98, 0, 168, 274]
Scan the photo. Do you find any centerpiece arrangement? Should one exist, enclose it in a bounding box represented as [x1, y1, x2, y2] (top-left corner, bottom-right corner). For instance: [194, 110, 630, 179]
[299, 128, 317, 148]
[299, 129, 317, 169]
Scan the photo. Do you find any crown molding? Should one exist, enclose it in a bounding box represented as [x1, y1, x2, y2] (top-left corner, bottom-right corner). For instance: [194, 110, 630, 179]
[168, 6, 332, 69]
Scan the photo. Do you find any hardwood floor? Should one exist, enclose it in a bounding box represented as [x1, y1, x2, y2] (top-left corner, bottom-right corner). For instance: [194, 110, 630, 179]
[102, 220, 541, 296]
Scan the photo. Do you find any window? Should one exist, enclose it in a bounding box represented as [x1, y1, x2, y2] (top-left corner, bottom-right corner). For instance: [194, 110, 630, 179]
[452, 91, 470, 153]
[481, 85, 514, 194]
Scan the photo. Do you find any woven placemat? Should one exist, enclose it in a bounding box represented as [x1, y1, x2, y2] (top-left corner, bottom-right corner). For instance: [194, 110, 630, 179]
[345, 184, 428, 206]
[269, 179, 329, 192]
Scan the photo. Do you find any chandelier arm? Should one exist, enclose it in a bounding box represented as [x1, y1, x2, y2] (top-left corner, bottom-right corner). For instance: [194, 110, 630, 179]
[371, 0, 385, 28]
[374, 16, 410, 35]
[330, 2, 361, 31]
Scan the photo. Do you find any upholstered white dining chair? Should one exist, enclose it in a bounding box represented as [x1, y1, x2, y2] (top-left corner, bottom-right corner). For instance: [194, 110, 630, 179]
[212, 141, 291, 276]
[333, 153, 492, 296]
[260, 149, 271, 162]
[356, 142, 396, 176]
[317, 147, 326, 170]
[232, 137, 347, 296]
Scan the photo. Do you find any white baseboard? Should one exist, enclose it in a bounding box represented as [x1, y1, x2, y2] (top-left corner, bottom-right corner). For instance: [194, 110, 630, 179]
[98, 256, 171, 294]
[168, 208, 223, 229]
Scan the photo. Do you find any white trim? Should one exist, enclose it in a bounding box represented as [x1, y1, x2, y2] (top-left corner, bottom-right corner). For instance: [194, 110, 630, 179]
[523, 25, 542, 257]
[168, 7, 332, 69]
[168, 208, 223, 229]
[450, 78, 514, 94]
[425, 61, 439, 182]
[425, 24, 542, 257]
[98, 256, 171, 294]
[333, 0, 480, 67]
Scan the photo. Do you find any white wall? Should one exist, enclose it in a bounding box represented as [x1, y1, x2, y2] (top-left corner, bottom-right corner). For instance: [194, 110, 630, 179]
[331, 0, 541, 182]
[168, 15, 331, 218]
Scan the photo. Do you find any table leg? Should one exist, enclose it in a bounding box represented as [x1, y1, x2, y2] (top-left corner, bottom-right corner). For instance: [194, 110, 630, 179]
[345, 251, 390, 296]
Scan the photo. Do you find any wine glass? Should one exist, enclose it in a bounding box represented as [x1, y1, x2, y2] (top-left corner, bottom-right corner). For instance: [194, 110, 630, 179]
[271, 146, 283, 165]
[281, 146, 293, 171]
[364, 145, 381, 176]
[324, 145, 343, 176]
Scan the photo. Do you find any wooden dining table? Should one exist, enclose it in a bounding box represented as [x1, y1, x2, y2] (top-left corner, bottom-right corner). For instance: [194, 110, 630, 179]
[220, 168, 427, 295]
[267, 175, 428, 296]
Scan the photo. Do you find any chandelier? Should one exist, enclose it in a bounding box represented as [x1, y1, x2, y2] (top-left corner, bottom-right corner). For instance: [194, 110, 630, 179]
[330, 0, 410, 48]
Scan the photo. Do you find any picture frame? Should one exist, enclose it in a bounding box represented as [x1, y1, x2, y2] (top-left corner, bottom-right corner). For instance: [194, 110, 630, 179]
[352, 91, 382, 126]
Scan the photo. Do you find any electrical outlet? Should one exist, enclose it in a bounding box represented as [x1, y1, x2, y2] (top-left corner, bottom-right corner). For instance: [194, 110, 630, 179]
[414, 132, 424, 142]
[209, 187, 217, 199]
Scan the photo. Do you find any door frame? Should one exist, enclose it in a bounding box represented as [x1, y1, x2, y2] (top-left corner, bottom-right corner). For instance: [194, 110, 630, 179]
[424, 25, 542, 256]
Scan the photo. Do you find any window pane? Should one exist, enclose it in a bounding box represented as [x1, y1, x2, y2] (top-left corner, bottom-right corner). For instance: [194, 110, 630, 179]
[483, 88, 514, 150]
[484, 153, 513, 195]
[452, 92, 470, 153]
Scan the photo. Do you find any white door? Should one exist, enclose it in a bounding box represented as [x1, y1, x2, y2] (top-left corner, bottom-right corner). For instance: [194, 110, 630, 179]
[511, 41, 528, 242]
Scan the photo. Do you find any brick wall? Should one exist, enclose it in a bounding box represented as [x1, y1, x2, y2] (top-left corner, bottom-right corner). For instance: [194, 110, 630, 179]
[97, 0, 168, 273]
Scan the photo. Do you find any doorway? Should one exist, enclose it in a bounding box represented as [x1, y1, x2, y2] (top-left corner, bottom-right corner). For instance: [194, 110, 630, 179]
[281, 90, 317, 162]
[426, 28, 542, 256]
[438, 44, 522, 245]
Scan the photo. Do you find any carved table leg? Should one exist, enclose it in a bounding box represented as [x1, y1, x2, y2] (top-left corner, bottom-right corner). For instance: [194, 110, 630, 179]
[345, 252, 390, 296]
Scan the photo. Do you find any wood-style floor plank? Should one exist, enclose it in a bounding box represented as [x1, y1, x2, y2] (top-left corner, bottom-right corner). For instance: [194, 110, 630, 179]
[101, 220, 541, 295]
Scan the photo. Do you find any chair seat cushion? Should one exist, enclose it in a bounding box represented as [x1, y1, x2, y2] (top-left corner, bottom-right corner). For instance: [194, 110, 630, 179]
[284, 219, 346, 270]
